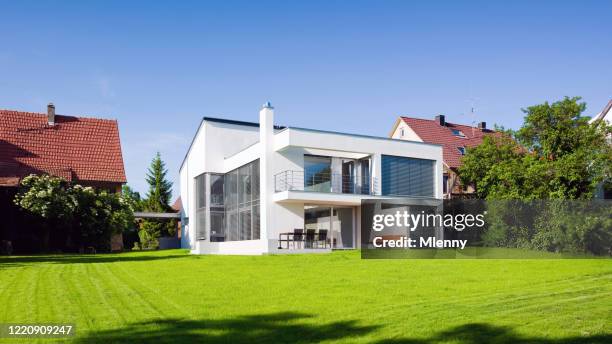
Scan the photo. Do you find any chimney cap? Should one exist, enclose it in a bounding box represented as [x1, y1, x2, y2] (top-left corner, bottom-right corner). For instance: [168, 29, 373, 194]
[262, 101, 274, 109]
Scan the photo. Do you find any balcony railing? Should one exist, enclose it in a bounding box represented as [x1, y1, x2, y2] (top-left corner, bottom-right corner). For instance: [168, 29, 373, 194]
[274, 170, 376, 195]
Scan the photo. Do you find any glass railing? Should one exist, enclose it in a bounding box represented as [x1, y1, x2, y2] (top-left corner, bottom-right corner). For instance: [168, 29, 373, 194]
[274, 170, 376, 195]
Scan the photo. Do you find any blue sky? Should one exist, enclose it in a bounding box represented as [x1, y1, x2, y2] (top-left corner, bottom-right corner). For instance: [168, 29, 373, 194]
[1, 0, 610, 199]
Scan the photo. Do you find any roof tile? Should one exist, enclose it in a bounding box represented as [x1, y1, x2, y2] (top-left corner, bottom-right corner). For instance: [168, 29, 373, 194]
[400, 116, 500, 169]
[0, 109, 126, 184]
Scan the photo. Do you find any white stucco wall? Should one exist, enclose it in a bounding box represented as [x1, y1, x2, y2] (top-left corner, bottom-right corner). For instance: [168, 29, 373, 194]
[180, 108, 443, 255]
[390, 120, 422, 141]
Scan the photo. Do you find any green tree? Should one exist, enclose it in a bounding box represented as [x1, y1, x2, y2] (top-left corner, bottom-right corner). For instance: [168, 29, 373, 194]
[145, 152, 173, 211]
[71, 186, 135, 250]
[140, 152, 176, 248]
[458, 97, 612, 255]
[14, 174, 76, 251]
[122, 184, 144, 211]
[14, 174, 135, 252]
[460, 97, 612, 200]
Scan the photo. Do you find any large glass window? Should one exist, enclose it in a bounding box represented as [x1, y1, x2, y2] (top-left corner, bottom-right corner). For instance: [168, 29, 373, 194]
[381, 155, 435, 197]
[224, 159, 260, 241]
[304, 155, 332, 192]
[193, 161, 260, 242]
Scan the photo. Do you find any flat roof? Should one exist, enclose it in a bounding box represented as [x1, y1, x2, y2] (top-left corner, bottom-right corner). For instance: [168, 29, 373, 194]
[204, 116, 286, 130]
[180, 116, 442, 172]
[280, 126, 442, 148]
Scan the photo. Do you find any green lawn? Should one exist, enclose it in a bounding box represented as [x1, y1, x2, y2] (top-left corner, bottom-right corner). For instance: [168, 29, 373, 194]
[0, 250, 610, 343]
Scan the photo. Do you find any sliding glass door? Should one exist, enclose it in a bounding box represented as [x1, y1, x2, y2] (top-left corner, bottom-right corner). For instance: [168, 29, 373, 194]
[303, 205, 354, 249]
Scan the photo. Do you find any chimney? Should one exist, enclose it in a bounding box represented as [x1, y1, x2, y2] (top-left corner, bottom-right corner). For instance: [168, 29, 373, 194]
[477, 121, 486, 130]
[435, 114, 445, 126]
[47, 103, 55, 126]
[259, 101, 274, 245]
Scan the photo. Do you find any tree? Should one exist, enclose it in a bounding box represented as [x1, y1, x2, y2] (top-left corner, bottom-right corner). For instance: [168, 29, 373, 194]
[145, 152, 173, 212]
[14, 175, 76, 251]
[71, 185, 134, 251]
[122, 184, 144, 211]
[458, 97, 612, 255]
[460, 97, 612, 200]
[14, 174, 135, 252]
[139, 152, 176, 249]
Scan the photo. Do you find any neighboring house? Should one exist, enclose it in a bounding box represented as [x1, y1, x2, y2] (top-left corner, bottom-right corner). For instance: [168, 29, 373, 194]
[389, 115, 499, 199]
[180, 103, 443, 255]
[589, 99, 611, 126]
[171, 196, 183, 240]
[590, 99, 612, 199]
[0, 104, 127, 252]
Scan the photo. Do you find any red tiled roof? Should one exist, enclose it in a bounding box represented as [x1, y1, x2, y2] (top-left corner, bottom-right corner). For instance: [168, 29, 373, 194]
[171, 197, 182, 212]
[0, 109, 126, 185]
[400, 116, 500, 169]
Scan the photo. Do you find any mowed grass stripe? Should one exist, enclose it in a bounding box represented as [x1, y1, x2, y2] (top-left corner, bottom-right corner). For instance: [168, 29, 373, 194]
[84, 263, 130, 324]
[98, 261, 175, 320]
[0, 250, 610, 344]
[0, 267, 27, 321]
[110, 262, 190, 319]
[61, 264, 100, 330]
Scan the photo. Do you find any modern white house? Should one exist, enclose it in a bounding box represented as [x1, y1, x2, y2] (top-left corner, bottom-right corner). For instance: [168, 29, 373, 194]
[179, 103, 443, 254]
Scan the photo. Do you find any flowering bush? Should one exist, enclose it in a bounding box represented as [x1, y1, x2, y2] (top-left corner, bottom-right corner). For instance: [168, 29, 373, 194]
[14, 174, 134, 252]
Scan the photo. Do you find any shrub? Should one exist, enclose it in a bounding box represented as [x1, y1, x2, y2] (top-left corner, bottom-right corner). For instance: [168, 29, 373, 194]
[14, 174, 135, 252]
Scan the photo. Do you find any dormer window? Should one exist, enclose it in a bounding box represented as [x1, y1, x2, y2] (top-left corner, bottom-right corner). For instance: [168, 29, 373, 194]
[451, 129, 465, 138]
[457, 146, 466, 155]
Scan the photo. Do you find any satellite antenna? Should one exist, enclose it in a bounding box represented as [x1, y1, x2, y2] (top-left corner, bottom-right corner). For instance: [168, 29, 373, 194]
[466, 96, 479, 136]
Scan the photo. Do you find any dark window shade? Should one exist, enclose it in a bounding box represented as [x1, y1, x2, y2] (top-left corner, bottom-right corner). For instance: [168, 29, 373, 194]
[381, 155, 435, 197]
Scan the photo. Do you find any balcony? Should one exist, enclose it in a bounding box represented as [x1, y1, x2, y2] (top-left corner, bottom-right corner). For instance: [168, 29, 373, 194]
[274, 170, 376, 195]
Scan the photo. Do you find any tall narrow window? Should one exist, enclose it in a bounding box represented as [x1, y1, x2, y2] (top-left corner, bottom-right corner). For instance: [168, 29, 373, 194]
[359, 158, 371, 194]
[209, 174, 225, 242]
[195, 174, 207, 240]
[443, 175, 449, 194]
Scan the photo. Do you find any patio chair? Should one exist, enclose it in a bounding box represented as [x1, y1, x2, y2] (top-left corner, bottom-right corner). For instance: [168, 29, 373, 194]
[305, 229, 316, 248]
[292, 228, 304, 249]
[317, 230, 328, 248]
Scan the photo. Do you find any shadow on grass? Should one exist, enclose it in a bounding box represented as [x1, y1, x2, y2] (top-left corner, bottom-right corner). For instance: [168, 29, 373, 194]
[74, 315, 612, 344]
[74, 312, 379, 344]
[0, 251, 188, 267]
[376, 323, 611, 344]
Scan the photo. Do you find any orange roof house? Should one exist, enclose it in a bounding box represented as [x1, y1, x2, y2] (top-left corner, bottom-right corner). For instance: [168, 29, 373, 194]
[390, 115, 499, 198]
[0, 104, 126, 191]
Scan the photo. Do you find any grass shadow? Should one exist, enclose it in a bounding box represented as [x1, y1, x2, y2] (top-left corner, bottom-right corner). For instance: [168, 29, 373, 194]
[376, 323, 611, 344]
[74, 312, 379, 344]
[0, 250, 188, 267]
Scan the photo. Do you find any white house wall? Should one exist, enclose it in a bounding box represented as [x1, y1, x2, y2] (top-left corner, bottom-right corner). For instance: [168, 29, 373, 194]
[180, 107, 444, 254]
[391, 120, 422, 141]
[179, 120, 260, 252]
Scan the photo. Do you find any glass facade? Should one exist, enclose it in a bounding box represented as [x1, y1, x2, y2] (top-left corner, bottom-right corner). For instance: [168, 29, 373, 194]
[225, 159, 260, 241]
[381, 155, 435, 197]
[193, 159, 260, 242]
